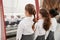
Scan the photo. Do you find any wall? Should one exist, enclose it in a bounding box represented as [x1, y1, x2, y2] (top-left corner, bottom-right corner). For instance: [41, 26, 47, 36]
[3, 0, 35, 17]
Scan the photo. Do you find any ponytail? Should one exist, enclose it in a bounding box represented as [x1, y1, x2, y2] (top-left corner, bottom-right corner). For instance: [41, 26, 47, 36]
[25, 4, 36, 30]
[43, 17, 51, 31]
[32, 8, 36, 31]
[40, 9, 51, 31]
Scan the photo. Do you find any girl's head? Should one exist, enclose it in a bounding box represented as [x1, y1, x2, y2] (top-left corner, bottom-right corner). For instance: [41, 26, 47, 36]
[49, 9, 59, 18]
[11, 16, 14, 18]
[39, 9, 51, 31]
[25, 4, 36, 30]
[25, 4, 35, 17]
[39, 9, 50, 19]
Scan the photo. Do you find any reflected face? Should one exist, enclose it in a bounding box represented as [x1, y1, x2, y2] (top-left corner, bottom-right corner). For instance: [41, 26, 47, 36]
[11, 16, 14, 18]
[39, 13, 42, 19]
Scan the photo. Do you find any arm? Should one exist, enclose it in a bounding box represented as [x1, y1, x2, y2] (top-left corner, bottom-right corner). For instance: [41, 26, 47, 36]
[34, 23, 39, 40]
[16, 22, 24, 40]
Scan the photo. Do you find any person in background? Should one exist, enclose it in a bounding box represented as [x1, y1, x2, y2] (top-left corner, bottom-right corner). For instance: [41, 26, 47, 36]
[46, 9, 59, 40]
[9, 15, 17, 27]
[35, 9, 51, 40]
[16, 4, 36, 40]
[16, 15, 21, 25]
[4, 15, 9, 27]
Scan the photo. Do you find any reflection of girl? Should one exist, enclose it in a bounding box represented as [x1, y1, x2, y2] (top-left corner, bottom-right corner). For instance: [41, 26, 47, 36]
[35, 9, 51, 40]
[46, 9, 59, 40]
[16, 4, 35, 40]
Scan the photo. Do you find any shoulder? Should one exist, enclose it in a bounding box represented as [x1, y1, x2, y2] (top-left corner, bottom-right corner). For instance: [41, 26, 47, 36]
[37, 19, 44, 25]
[35, 19, 44, 27]
[51, 18, 56, 21]
[18, 18, 26, 25]
[19, 18, 26, 25]
[51, 18, 57, 23]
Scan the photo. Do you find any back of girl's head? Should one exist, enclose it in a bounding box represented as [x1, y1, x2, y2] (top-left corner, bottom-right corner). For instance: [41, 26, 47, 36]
[49, 9, 59, 18]
[39, 9, 51, 31]
[25, 4, 36, 15]
[25, 4, 36, 30]
[40, 9, 49, 18]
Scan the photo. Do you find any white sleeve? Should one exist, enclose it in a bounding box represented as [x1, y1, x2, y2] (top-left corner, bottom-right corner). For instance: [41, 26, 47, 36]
[51, 21, 57, 32]
[16, 22, 24, 40]
[34, 23, 39, 40]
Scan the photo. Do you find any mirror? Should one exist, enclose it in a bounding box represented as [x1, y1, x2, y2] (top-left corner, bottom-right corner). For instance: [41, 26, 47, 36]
[3, 0, 36, 40]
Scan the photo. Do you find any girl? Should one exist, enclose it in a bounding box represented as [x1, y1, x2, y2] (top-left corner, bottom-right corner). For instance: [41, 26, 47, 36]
[46, 9, 59, 40]
[35, 9, 51, 40]
[16, 4, 35, 40]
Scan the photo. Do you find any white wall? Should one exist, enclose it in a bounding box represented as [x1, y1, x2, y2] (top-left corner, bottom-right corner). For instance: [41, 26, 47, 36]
[3, 0, 35, 17]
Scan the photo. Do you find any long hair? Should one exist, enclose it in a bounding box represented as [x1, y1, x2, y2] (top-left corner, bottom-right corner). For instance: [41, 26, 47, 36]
[49, 9, 59, 18]
[39, 9, 51, 31]
[25, 4, 36, 30]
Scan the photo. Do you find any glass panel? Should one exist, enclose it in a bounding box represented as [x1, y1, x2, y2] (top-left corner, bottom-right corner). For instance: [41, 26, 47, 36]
[3, 0, 35, 40]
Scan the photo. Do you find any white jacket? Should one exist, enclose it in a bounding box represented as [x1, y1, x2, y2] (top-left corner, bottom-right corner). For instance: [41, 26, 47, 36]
[16, 17, 34, 40]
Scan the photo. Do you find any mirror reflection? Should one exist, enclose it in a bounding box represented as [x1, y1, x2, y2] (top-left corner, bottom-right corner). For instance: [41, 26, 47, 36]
[3, 0, 35, 40]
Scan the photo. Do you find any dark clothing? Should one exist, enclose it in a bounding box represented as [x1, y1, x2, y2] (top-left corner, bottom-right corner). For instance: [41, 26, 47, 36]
[46, 31, 55, 40]
[16, 20, 20, 25]
[9, 22, 16, 25]
[5, 21, 9, 26]
[36, 35, 45, 40]
[21, 34, 34, 40]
